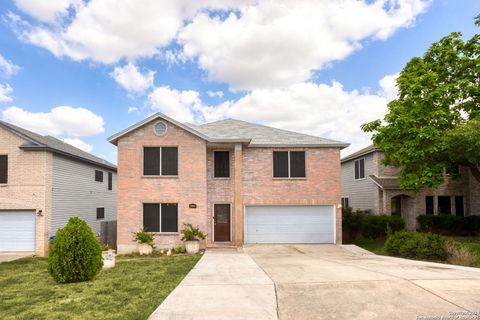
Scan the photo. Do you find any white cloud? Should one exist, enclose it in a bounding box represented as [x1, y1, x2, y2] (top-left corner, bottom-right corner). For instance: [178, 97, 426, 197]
[0, 84, 14, 102]
[111, 62, 155, 94]
[179, 0, 429, 90]
[1, 106, 104, 136]
[13, 0, 80, 23]
[62, 137, 93, 152]
[0, 54, 20, 77]
[207, 90, 223, 98]
[127, 106, 139, 114]
[378, 72, 400, 101]
[148, 86, 203, 123]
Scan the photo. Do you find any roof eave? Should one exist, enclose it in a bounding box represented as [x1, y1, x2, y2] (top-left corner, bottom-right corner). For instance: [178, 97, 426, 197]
[248, 143, 350, 148]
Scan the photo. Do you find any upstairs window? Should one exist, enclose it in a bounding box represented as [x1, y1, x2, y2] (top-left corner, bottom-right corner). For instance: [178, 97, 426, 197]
[95, 170, 103, 182]
[214, 151, 230, 178]
[0, 155, 7, 184]
[143, 203, 178, 232]
[96, 207, 105, 220]
[108, 172, 113, 190]
[273, 151, 306, 178]
[143, 147, 178, 176]
[354, 158, 365, 180]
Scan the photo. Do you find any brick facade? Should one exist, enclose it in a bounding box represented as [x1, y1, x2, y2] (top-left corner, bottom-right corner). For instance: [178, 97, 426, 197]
[116, 120, 344, 253]
[0, 127, 52, 256]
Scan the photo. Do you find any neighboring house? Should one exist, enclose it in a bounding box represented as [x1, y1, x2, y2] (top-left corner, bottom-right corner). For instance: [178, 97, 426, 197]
[108, 112, 348, 253]
[341, 145, 480, 230]
[0, 121, 117, 256]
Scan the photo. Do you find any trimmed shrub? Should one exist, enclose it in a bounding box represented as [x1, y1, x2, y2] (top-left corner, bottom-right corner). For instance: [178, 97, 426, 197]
[417, 215, 480, 236]
[362, 215, 405, 239]
[48, 217, 103, 283]
[342, 207, 365, 240]
[385, 231, 447, 261]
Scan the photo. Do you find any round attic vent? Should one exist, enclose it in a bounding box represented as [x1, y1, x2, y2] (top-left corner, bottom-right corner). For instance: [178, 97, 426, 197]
[154, 121, 167, 136]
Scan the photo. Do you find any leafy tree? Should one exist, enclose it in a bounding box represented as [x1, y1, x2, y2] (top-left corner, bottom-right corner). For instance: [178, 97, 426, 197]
[362, 20, 480, 191]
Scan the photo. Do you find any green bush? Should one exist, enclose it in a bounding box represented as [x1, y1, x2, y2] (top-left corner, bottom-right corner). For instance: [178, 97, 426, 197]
[132, 229, 155, 246]
[181, 223, 207, 241]
[417, 215, 480, 236]
[174, 244, 186, 254]
[362, 215, 405, 239]
[48, 217, 103, 283]
[342, 207, 365, 240]
[385, 231, 447, 261]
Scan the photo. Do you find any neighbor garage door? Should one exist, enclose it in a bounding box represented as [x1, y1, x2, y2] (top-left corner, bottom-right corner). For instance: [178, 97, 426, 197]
[0, 211, 35, 251]
[245, 205, 335, 244]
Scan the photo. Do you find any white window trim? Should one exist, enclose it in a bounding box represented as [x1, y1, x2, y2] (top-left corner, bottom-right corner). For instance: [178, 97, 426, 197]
[354, 158, 366, 180]
[142, 146, 179, 177]
[272, 150, 306, 179]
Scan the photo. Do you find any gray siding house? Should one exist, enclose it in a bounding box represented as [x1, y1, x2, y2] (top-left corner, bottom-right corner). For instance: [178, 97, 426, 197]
[0, 120, 117, 256]
[341, 145, 480, 230]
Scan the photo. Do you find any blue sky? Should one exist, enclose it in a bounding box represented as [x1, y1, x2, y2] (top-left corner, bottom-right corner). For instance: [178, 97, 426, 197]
[0, 0, 478, 163]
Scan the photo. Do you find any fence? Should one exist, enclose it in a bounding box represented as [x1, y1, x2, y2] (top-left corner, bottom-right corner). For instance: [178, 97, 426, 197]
[100, 220, 117, 250]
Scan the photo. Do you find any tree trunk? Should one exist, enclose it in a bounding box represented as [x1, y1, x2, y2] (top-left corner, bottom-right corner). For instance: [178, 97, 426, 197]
[469, 166, 480, 183]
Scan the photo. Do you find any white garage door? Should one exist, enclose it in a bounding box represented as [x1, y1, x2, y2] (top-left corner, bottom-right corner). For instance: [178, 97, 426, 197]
[245, 205, 335, 244]
[0, 211, 35, 252]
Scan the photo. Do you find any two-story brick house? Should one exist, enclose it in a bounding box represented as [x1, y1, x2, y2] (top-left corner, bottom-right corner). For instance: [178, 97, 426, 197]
[0, 120, 117, 256]
[341, 145, 480, 229]
[109, 113, 348, 253]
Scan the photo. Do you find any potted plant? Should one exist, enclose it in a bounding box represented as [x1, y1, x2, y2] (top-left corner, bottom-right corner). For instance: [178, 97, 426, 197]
[101, 244, 116, 269]
[132, 229, 155, 255]
[181, 223, 206, 254]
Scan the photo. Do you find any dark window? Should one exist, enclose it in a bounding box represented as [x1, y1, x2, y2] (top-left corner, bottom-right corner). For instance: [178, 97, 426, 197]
[96, 207, 105, 220]
[341, 197, 349, 209]
[95, 170, 103, 182]
[161, 203, 178, 232]
[0, 155, 7, 184]
[425, 196, 434, 215]
[143, 203, 160, 232]
[161, 147, 178, 176]
[214, 151, 230, 177]
[446, 165, 460, 175]
[144, 147, 160, 175]
[143, 203, 178, 232]
[354, 158, 365, 180]
[438, 196, 452, 215]
[455, 196, 464, 217]
[273, 151, 289, 177]
[273, 151, 305, 178]
[108, 172, 113, 190]
[290, 151, 306, 177]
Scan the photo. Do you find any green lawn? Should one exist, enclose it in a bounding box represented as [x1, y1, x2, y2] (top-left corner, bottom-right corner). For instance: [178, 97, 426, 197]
[0, 254, 201, 320]
[348, 236, 480, 267]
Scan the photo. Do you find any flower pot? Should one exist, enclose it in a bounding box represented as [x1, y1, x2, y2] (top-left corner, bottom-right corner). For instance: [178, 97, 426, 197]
[102, 249, 116, 269]
[138, 243, 153, 255]
[185, 240, 200, 254]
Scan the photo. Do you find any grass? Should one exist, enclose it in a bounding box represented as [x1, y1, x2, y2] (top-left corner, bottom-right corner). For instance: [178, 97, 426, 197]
[348, 236, 480, 267]
[0, 254, 201, 320]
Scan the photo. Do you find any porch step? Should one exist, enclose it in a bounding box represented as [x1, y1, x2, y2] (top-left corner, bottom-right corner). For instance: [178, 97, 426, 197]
[206, 244, 242, 253]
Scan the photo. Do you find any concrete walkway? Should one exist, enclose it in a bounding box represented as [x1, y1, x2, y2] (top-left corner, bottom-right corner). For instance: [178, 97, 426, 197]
[149, 250, 278, 320]
[0, 252, 33, 263]
[245, 244, 480, 320]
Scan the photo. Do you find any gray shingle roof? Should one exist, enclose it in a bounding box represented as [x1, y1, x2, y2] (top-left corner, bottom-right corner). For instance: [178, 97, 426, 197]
[369, 175, 403, 190]
[0, 120, 116, 171]
[108, 112, 349, 148]
[341, 145, 378, 163]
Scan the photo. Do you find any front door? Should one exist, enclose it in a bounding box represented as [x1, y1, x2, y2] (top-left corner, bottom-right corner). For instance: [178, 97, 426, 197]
[214, 204, 231, 242]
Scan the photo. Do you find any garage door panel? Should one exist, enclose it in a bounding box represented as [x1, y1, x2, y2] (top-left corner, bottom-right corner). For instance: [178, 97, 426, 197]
[0, 211, 35, 252]
[245, 206, 334, 244]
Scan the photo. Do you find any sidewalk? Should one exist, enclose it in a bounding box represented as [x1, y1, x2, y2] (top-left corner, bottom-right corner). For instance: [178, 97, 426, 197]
[148, 250, 278, 320]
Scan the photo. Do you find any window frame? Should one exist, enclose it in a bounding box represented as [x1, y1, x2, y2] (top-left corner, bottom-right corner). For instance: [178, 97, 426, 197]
[0, 154, 7, 184]
[213, 150, 231, 178]
[354, 158, 366, 180]
[142, 202, 179, 233]
[108, 172, 113, 190]
[341, 197, 349, 209]
[95, 170, 103, 182]
[272, 150, 306, 179]
[96, 207, 105, 220]
[142, 146, 179, 177]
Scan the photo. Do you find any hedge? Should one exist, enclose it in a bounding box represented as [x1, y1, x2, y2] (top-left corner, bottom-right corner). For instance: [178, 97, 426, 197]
[384, 231, 447, 261]
[342, 208, 405, 240]
[417, 215, 480, 236]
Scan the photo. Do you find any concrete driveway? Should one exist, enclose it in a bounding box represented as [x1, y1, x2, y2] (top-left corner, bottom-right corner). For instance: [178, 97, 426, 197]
[245, 244, 480, 320]
[0, 252, 33, 263]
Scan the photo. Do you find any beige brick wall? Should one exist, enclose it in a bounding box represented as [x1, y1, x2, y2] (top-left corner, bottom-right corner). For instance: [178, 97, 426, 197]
[116, 120, 208, 253]
[0, 127, 52, 256]
[242, 147, 343, 243]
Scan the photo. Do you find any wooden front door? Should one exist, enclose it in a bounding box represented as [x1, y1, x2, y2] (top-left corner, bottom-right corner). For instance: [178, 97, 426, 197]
[214, 204, 231, 242]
